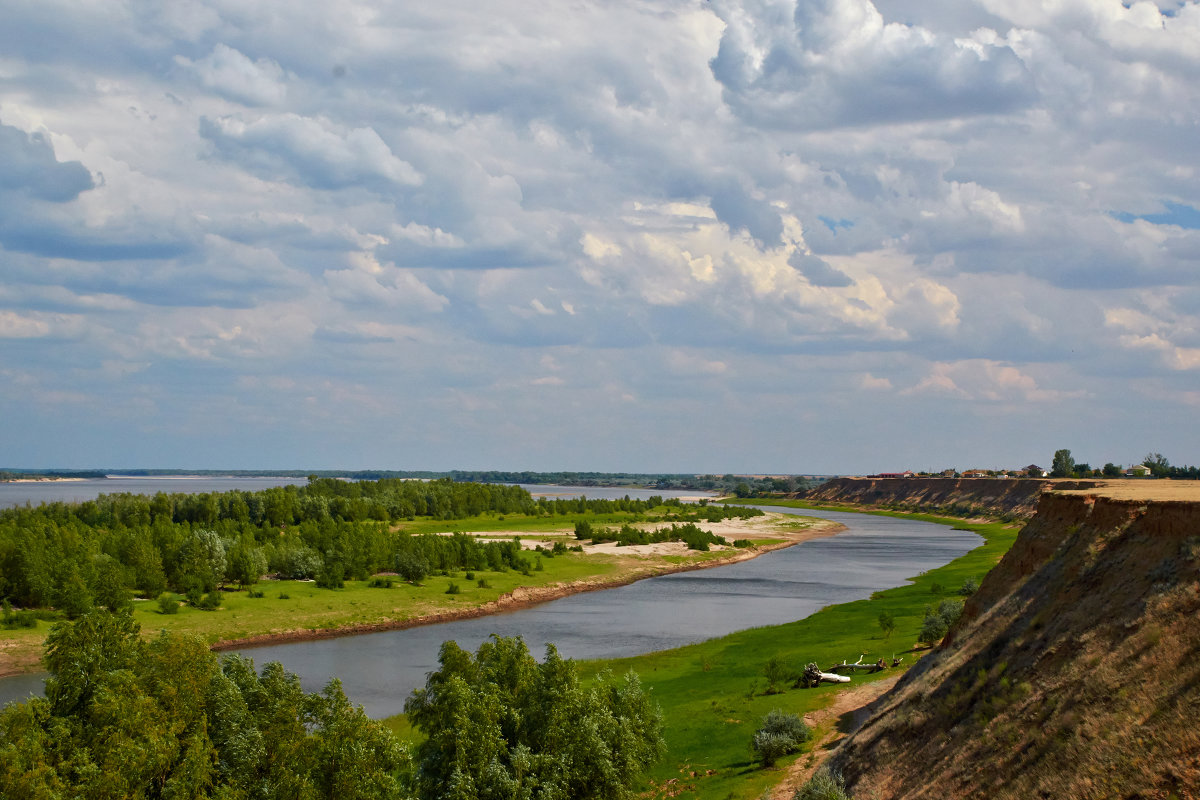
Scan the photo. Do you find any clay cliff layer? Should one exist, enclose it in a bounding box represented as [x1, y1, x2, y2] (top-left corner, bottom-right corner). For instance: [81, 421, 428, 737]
[830, 492, 1200, 799]
[804, 477, 1102, 519]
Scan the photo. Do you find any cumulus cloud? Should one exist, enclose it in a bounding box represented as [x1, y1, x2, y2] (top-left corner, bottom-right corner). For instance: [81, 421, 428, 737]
[200, 113, 422, 190]
[177, 44, 288, 106]
[1, 0, 1199, 470]
[0, 123, 93, 201]
[708, 0, 1036, 129]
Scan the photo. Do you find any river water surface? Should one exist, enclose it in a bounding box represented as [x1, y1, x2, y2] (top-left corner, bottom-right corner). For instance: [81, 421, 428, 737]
[0, 506, 980, 717]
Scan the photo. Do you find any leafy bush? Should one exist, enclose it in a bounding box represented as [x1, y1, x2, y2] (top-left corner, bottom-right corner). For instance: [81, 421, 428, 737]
[919, 599, 964, 646]
[574, 519, 593, 540]
[763, 657, 796, 693]
[751, 710, 811, 767]
[315, 559, 345, 589]
[445, 582, 460, 595]
[197, 592, 222, 611]
[1, 601, 38, 629]
[958, 577, 979, 596]
[368, 577, 394, 588]
[395, 551, 430, 584]
[477, 577, 491, 589]
[793, 767, 851, 799]
[156, 593, 179, 615]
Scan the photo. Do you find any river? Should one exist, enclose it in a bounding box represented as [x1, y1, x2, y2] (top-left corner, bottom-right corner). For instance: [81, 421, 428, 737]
[0, 506, 979, 716]
[0, 477, 709, 509]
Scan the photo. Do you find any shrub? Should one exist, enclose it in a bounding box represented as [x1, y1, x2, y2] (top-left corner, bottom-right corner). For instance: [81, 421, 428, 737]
[157, 594, 179, 615]
[958, 577, 979, 596]
[763, 656, 795, 693]
[751, 710, 811, 767]
[395, 552, 430, 584]
[315, 560, 345, 589]
[919, 599, 964, 646]
[197, 592, 222, 611]
[445, 582, 460, 595]
[277, 591, 290, 600]
[574, 520, 593, 540]
[246, 588, 265, 598]
[733, 539, 753, 548]
[368, 577, 394, 588]
[2, 601, 38, 628]
[793, 767, 851, 800]
[464, 572, 475, 581]
[877, 610, 896, 640]
[477, 578, 491, 589]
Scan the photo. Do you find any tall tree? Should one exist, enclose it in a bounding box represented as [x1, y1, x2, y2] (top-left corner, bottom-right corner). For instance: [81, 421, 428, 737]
[1050, 449, 1075, 478]
[405, 635, 665, 800]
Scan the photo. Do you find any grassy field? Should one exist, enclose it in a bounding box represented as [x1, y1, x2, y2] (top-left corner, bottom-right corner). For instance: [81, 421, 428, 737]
[386, 509, 1020, 800]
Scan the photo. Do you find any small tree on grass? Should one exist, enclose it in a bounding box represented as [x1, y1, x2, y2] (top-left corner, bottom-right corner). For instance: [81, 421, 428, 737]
[394, 551, 430, 585]
[751, 709, 811, 767]
[763, 656, 795, 694]
[877, 611, 895, 640]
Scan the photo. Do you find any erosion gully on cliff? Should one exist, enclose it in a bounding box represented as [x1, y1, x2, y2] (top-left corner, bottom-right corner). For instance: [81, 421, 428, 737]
[826, 487, 1200, 800]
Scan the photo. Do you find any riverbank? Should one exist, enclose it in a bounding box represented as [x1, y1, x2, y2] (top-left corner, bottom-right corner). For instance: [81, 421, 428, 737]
[0, 511, 842, 678]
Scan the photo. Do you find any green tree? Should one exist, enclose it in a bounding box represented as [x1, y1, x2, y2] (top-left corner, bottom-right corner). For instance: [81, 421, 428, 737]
[1102, 462, 1121, 477]
[1144, 452, 1171, 477]
[877, 610, 896, 640]
[1050, 449, 1075, 478]
[2, 611, 409, 800]
[177, 528, 227, 591]
[405, 635, 664, 800]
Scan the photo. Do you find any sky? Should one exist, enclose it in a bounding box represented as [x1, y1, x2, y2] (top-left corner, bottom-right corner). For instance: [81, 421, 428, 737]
[2, 0, 1199, 475]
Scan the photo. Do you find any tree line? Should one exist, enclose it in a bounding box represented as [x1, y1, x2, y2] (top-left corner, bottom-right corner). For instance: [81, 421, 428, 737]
[0, 479, 737, 616]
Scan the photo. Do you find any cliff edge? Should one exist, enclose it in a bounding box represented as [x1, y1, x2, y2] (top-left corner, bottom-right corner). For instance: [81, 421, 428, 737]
[805, 476, 1103, 519]
[829, 489, 1200, 799]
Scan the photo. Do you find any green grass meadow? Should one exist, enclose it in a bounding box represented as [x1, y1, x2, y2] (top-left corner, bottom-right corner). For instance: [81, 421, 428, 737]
[128, 552, 624, 646]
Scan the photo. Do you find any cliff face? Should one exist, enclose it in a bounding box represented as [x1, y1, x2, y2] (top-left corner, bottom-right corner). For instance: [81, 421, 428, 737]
[804, 477, 1102, 519]
[831, 492, 1200, 799]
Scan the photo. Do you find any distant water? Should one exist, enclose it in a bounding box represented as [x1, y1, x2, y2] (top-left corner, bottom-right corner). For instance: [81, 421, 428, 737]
[0, 478, 711, 509]
[0, 476, 306, 508]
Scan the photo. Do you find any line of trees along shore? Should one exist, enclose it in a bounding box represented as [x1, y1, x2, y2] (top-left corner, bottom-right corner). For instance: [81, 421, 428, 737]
[0, 478, 755, 617]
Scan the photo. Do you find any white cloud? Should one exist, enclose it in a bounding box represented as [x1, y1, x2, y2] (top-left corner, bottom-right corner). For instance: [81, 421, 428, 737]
[1, 0, 1199, 470]
[201, 113, 422, 189]
[178, 44, 288, 106]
